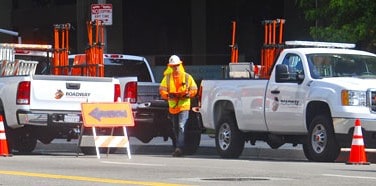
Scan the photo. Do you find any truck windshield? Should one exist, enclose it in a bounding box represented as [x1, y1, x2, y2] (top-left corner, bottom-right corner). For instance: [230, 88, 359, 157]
[307, 54, 376, 79]
[103, 58, 152, 82]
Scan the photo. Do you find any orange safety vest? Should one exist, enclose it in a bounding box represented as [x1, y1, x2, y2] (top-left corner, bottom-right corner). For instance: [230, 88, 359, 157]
[160, 72, 197, 114]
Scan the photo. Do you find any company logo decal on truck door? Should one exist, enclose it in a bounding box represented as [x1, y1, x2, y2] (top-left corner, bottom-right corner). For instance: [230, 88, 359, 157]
[272, 97, 279, 111]
[280, 99, 300, 106]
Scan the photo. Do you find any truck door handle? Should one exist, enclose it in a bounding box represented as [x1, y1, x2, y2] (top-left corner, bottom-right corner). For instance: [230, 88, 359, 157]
[66, 83, 81, 90]
[271, 90, 280, 94]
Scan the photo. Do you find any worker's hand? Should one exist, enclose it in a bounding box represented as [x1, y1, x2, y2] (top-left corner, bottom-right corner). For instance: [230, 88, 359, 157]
[177, 92, 189, 98]
[168, 94, 177, 99]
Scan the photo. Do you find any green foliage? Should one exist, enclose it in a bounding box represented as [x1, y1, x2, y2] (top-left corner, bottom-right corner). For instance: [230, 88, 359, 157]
[298, 0, 376, 51]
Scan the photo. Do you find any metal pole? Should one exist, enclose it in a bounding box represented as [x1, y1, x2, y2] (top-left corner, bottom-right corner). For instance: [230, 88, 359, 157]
[98, 0, 107, 53]
[0, 29, 18, 36]
[0, 28, 22, 43]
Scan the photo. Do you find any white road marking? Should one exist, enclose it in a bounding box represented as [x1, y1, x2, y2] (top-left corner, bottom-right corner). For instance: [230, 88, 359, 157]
[101, 160, 166, 167]
[323, 174, 376, 180]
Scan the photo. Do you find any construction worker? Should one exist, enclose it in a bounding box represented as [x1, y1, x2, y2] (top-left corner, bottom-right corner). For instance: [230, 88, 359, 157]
[159, 55, 198, 157]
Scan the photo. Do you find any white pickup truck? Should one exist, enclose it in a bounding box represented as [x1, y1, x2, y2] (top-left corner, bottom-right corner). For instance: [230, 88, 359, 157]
[0, 43, 120, 153]
[69, 54, 202, 154]
[198, 41, 376, 162]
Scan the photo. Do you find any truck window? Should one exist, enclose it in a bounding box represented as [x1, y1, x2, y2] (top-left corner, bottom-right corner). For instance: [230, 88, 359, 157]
[281, 53, 304, 81]
[307, 54, 376, 79]
[103, 58, 152, 81]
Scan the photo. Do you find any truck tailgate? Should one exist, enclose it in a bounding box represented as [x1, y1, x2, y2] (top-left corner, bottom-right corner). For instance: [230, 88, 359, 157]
[137, 82, 161, 103]
[29, 75, 116, 111]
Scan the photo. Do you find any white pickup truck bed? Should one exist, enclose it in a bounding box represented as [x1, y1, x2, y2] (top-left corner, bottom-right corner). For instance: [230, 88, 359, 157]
[1, 74, 119, 153]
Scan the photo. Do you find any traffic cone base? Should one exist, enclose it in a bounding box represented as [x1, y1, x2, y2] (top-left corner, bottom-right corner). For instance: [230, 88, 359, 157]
[0, 115, 12, 157]
[346, 119, 369, 165]
[346, 145, 369, 165]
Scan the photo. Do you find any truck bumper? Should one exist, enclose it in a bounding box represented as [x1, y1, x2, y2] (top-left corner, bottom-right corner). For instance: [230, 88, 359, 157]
[132, 100, 169, 125]
[17, 110, 82, 127]
[132, 102, 170, 126]
[127, 100, 172, 142]
[333, 117, 376, 134]
[133, 110, 154, 124]
[334, 117, 376, 148]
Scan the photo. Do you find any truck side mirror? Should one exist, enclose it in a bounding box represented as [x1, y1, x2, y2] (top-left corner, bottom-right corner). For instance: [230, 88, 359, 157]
[275, 64, 289, 82]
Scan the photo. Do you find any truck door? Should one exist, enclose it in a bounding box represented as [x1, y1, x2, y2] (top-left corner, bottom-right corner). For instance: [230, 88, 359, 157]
[265, 53, 308, 133]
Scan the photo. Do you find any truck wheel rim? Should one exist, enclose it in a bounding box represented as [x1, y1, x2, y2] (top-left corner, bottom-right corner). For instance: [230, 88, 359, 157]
[311, 124, 327, 154]
[218, 123, 231, 150]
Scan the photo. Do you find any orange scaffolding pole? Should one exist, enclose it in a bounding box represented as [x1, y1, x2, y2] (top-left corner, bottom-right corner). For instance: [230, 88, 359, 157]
[98, 19, 104, 77]
[278, 19, 285, 44]
[259, 19, 286, 79]
[53, 26, 60, 75]
[85, 20, 104, 77]
[52, 23, 71, 75]
[230, 21, 238, 63]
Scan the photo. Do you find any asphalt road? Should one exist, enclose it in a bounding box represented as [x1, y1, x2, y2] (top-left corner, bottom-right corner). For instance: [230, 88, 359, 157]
[1, 135, 376, 186]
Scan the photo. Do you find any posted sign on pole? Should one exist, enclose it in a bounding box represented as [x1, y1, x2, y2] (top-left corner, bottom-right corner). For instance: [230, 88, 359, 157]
[91, 4, 113, 25]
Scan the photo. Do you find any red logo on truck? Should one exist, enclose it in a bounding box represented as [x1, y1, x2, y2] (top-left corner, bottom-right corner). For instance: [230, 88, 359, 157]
[55, 89, 64, 99]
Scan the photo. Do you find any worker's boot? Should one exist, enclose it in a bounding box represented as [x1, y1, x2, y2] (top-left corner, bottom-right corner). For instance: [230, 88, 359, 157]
[172, 148, 183, 157]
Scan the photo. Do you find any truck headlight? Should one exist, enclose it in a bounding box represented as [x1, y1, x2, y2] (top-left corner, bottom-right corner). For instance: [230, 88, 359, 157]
[341, 90, 366, 106]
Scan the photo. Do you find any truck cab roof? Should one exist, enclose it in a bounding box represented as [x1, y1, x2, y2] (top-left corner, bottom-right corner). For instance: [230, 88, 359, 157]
[68, 54, 155, 82]
[283, 47, 376, 56]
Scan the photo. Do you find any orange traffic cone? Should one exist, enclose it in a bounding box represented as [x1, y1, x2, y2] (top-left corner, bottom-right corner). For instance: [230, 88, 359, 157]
[346, 119, 369, 165]
[0, 115, 12, 157]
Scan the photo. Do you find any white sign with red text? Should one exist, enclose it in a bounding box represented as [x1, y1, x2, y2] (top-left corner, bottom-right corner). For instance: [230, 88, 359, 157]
[91, 4, 112, 25]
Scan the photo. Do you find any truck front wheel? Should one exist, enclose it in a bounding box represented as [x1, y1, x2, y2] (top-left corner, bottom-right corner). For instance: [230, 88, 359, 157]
[215, 116, 244, 158]
[303, 115, 340, 162]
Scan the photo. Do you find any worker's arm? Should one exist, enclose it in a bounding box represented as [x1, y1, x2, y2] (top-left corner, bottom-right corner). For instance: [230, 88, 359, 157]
[159, 76, 169, 100]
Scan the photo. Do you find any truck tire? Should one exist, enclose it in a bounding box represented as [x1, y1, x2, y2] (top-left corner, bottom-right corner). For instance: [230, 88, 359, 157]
[80, 147, 116, 155]
[184, 112, 202, 155]
[184, 130, 201, 155]
[11, 127, 37, 153]
[215, 116, 244, 158]
[80, 147, 97, 155]
[303, 115, 340, 162]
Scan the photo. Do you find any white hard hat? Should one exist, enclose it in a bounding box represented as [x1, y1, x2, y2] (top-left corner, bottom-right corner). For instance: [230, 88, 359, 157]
[168, 55, 182, 66]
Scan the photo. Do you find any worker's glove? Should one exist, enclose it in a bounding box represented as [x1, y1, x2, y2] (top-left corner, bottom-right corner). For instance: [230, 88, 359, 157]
[184, 94, 190, 98]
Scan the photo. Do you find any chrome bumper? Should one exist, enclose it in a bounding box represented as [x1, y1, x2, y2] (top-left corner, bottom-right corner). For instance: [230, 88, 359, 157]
[333, 117, 376, 134]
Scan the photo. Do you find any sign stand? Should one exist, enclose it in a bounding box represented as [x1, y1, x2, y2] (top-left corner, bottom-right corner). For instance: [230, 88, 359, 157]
[91, 126, 131, 159]
[77, 102, 134, 159]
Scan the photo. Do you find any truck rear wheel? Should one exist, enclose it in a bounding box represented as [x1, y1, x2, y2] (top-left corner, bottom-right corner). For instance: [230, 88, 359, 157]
[10, 127, 37, 153]
[184, 112, 202, 155]
[215, 115, 244, 158]
[303, 115, 340, 162]
[79, 147, 116, 155]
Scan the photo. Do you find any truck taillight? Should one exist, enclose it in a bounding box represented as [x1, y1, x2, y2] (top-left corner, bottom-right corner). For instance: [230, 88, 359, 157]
[198, 85, 202, 107]
[114, 84, 121, 102]
[17, 81, 31, 105]
[124, 81, 137, 103]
